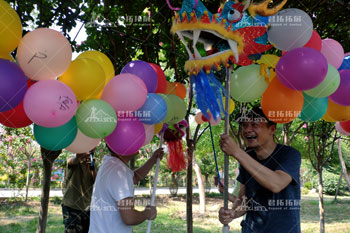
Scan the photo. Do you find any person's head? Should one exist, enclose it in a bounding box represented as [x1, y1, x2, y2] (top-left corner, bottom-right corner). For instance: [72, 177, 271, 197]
[236, 107, 277, 149]
[106, 144, 138, 162]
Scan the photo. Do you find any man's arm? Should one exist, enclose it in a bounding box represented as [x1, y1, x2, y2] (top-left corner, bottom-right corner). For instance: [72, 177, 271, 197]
[133, 148, 164, 184]
[118, 197, 156, 225]
[220, 135, 292, 193]
[219, 184, 247, 224]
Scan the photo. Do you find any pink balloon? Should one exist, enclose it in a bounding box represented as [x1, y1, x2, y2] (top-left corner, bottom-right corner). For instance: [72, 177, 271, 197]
[143, 124, 155, 146]
[345, 52, 350, 57]
[23, 80, 78, 127]
[65, 129, 101, 153]
[17, 28, 72, 81]
[329, 70, 350, 106]
[195, 112, 205, 124]
[321, 39, 344, 69]
[335, 122, 350, 136]
[101, 74, 147, 112]
[210, 116, 221, 126]
[105, 117, 145, 155]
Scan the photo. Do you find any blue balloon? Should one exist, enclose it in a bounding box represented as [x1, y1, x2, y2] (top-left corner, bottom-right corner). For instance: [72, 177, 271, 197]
[137, 93, 167, 124]
[299, 93, 328, 122]
[338, 55, 350, 70]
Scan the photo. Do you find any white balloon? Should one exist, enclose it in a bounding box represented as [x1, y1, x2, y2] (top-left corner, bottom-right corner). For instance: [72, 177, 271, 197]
[66, 129, 101, 153]
[268, 8, 313, 51]
[143, 124, 155, 146]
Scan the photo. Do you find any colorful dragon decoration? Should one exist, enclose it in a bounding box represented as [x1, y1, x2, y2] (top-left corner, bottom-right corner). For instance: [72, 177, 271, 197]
[169, 0, 287, 122]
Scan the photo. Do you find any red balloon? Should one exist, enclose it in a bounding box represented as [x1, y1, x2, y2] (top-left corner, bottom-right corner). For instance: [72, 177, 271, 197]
[340, 121, 350, 132]
[303, 30, 322, 51]
[149, 63, 166, 94]
[0, 80, 35, 128]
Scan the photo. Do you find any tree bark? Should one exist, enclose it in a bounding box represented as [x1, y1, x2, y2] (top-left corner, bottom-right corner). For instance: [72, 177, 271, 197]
[186, 148, 193, 233]
[337, 139, 350, 188]
[25, 158, 31, 202]
[193, 153, 205, 213]
[334, 170, 343, 202]
[317, 168, 325, 233]
[36, 148, 61, 233]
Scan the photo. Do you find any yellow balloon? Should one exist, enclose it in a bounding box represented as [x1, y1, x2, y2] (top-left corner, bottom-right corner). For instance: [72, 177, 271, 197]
[0, 0, 22, 54]
[222, 97, 235, 114]
[59, 58, 106, 100]
[0, 53, 15, 62]
[77, 50, 115, 83]
[327, 99, 350, 122]
[154, 123, 163, 135]
[322, 110, 336, 122]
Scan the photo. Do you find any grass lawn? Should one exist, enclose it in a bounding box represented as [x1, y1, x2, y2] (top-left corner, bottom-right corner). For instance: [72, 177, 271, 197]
[0, 194, 349, 233]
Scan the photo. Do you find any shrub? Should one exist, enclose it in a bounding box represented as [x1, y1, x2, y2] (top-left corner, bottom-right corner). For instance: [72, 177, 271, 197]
[313, 171, 346, 195]
[304, 181, 313, 190]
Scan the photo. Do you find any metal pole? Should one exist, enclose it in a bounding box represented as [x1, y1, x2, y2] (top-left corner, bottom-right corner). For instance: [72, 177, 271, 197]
[146, 132, 164, 233]
[223, 66, 232, 233]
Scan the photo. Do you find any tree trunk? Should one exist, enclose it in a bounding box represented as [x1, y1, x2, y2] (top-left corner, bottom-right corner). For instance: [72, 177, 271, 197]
[334, 170, 343, 202]
[36, 148, 61, 233]
[25, 159, 31, 202]
[337, 139, 350, 188]
[317, 168, 325, 233]
[186, 148, 193, 233]
[192, 153, 205, 213]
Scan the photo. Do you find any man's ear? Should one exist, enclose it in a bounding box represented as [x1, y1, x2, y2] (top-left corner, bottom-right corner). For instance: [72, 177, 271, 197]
[270, 124, 277, 135]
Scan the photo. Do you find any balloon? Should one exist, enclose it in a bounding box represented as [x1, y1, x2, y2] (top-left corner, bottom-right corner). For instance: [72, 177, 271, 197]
[175, 82, 187, 99]
[65, 129, 101, 154]
[34, 116, 77, 151]
[195, 112, 205, 124]
[17, 28, 72, 81]
[276, 47, 328, 90]
[154, 123, 163, 135]
[339, 55, 350, 71]
[76, 99, 117, 138]
[230, 64, 268, 102]
[222, 97, 235, 115]
[167, 95, 187, 124]
[159, 94, 174, 123]
[329, 70, 350, 106]
[101, 73, 147, 112]
[340, 121, 350, 132]
[149, 63, 166, 93]
[303, 30, 322, 51]
[23, 80, 78, 127]
[59, 58, 106, 100]
[304, 64, 340, 98]
[299, 93, 328, 122]
[261, 78, 304, 123]
[322, 110, 336, 122]
[0, 0, 22, 54]
[77, 50, 115, 82]
[137, 93, 167, 125]
[210, 116, 221, 126]
[165, 81, 176, 95]
[143, 124, 155, 146]
[268, 9, 313, 51]
[335, 122, 350, 136]
[0, 53, 15, 62]
[0, 102, 32, 128]
[321, 39, 344, 69]
[105, 117, 145, 156]
[327, 99, 350, 122]
[121, 60, 157, 93]
[0, 59, 27, 112]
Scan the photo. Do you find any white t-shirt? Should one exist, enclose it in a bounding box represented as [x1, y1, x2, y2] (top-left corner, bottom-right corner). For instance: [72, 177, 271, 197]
[89, 155, 134, 233]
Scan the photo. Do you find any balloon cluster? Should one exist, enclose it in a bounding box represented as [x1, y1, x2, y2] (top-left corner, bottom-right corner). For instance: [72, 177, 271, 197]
[226, 8, 350, 126]
[0, 0, 187, 155]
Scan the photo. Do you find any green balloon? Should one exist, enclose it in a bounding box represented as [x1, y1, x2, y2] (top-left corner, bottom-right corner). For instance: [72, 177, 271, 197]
[76, 99, 117, 138]
[34, 117, 77, 151]
[159, 94, 174, 123]
[299, 93, 328, 122]
[305, 64, 340, 98]
[167, 95, 187, 124]
[230, 64, 268, 102]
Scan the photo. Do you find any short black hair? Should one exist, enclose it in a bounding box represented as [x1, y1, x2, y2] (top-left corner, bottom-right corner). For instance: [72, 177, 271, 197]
[235, 106, 276, 126]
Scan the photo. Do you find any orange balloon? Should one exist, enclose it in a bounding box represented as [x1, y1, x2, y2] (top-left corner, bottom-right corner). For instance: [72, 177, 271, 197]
[261, 78, 304, 123]
[175, 82, 187, 99]
[327, 99, 350, 122]
[165, 81, 176, 95]
[322, 108, 336, 122]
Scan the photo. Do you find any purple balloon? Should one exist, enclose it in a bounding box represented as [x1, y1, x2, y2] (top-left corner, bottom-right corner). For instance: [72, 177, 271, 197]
[329, 70, 350, 106]
[105, 117, 145, 155]
[121, 60, 158, 93]
[0, 59, 28, 112]
[276, 47, 328, 90]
